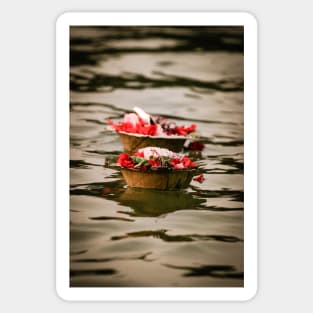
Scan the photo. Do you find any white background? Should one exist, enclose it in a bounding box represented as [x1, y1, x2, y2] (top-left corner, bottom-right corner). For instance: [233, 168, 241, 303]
[0, 0, 312, 312]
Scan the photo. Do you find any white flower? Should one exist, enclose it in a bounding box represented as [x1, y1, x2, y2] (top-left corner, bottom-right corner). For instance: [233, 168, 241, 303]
[138, 147, 184, 160]
[124, 113, 140, 127]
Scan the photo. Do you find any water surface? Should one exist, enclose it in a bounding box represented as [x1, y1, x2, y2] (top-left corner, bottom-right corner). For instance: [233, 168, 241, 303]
[70, 26, 244, 287]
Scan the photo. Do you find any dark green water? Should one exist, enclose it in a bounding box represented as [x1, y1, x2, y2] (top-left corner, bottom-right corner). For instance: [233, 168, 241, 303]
[70, 26, 244, 287]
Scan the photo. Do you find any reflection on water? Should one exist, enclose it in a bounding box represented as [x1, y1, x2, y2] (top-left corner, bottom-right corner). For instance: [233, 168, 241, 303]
[116, 188, 206, 217]
[70, 26, 244, 287]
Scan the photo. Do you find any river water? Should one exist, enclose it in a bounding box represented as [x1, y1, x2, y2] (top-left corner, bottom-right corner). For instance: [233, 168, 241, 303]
[69, 26, 244, 287]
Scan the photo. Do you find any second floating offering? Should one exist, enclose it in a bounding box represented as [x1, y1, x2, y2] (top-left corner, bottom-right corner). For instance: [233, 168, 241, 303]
[117, 147, 197, 190]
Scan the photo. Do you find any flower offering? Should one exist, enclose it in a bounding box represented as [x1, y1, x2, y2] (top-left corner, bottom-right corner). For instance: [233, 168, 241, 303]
[107, 107, 198, 153]
[117, 147, 199, 190]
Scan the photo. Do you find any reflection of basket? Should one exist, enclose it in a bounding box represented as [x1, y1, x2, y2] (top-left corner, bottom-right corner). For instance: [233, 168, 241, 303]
[117, 188, 205, 217]
[121, 167, 195, 190]
[118, 131, 187, 154]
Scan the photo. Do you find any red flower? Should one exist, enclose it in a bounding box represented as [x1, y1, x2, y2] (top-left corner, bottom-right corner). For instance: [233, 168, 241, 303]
[182, 156, 191, 168]
[186, 141, 205, 151]
[107, 118, 158, 136]
[148, 159, 161, 167]
[182, 156, 197, 168]
[174, 124, 196, 136]
[193, 174, 205, 183]
[133, 151, 144, 158]
[140, 165, 148, 171]
[117, 153, 134, 168]
[170, 158, 181, 169]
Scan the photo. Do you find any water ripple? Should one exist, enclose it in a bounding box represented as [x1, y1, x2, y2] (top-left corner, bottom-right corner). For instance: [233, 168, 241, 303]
[111, 230, 242, 243]
[71, 72, 243, 93]
[163, 264, 243, 279]
[70, 269, 116, 277]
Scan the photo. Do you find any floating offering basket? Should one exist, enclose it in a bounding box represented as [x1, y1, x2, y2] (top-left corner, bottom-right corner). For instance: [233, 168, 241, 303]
[121, 167, 195, 190]
[117, 147, 198, 190]
[108, 107, 196, 153]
